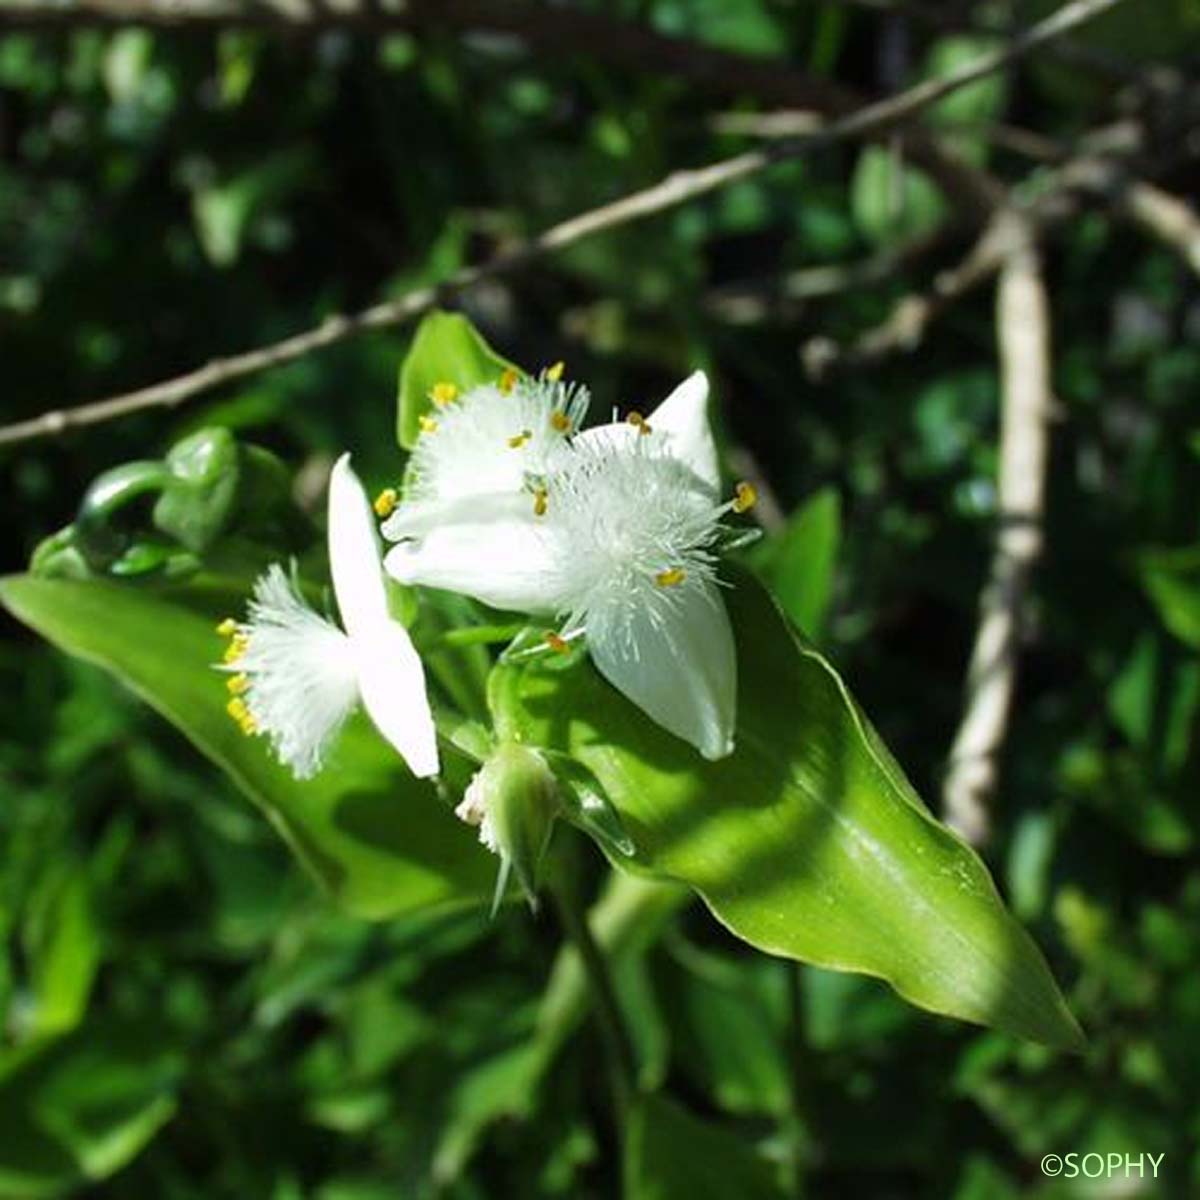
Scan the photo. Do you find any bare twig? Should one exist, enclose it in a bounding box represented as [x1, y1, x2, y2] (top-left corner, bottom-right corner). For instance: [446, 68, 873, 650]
[801, 216, 1018, 379]
[942, 213, 1052, 847]
[0, 0, 1128, 447]
[1110, 181, 1200, 278]
[798, 122, 1157, 377]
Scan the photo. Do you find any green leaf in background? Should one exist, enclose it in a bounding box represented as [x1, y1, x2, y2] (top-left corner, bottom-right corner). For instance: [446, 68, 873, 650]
[396, 310, 519, 450]
[1139, 546, 1200, 649]
[850, 143, 946, 247]
[623, 1093, 786, 1200]
[750, 486, 841, 639]
[493, 568, 1083, 1049]
[0, 1023, 181, 1198]
[21, 861, 100, 1040]
[0, 575, 494, 919]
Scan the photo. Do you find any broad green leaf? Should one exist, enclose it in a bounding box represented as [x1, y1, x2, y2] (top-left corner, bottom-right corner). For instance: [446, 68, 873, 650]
[0, 1023, 181, 1198]
[396, 310, 518, 450]
[492, 569, 1083, 1050]
[0, 575, 493, 919]
[751, 487, 841, 639]
[623, 1093, 786, 1200]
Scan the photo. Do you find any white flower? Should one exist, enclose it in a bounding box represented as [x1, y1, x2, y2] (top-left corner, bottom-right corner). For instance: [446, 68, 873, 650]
[218, 454, 439, 780]
[395, 366, 590, 527]
[382, 371, 754, 760]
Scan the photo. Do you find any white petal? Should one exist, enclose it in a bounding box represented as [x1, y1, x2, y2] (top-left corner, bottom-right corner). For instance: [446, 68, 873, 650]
[647, 371, 720, 493]
[587, 579, 737, 760]
[328, 453, 390, 636]
[384, 517, 562, 614]
[572, 371, 720, 496]
[353, 621, 440, 778]
[234, 565, 360, 780]
[381, 491, 529, 541]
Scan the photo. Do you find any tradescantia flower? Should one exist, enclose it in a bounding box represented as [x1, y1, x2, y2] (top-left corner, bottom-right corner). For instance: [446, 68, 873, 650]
[381, 371, 755, 761]
[216, 453, 439, 780]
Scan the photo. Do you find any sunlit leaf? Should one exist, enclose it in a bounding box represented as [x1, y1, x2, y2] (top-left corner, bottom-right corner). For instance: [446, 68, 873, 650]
[491, 569, 1083, 1049]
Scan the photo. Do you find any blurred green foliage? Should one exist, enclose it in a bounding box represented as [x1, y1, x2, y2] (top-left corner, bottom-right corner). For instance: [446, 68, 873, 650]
[2, 2, 1200, 1196]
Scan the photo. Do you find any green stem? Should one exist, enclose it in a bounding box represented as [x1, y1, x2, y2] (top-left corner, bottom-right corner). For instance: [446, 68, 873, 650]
[548, 871, 637, 1111]
[432, 622, 526, 649]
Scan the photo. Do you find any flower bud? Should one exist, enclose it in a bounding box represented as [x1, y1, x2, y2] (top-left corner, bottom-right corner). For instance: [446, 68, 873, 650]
[457, 743, 561, 911]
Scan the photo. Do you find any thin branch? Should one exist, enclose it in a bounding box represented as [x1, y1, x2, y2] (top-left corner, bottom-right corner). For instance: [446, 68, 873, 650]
[942, 213, 1052, 847]
[799, 122, 1155, 377]
[0, 0, 1128, 447]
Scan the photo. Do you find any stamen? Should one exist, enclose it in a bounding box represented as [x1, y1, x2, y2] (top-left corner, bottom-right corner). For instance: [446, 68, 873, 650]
[226, 697, 249, 723]
[627, 411, 653, 436]
[419, 415, 439, 435]
[499, 368, 519, 394]
[544, 631, 571, 653]
[239, 715, 259, 736]
[545, 360, 565, 382]
[655, 567, 687, 588]
[226, 673, 250, 696]
[373, 487, 398, 518]
[550, 410, 572, 433]
[533, 487, 548, 517]
[429, 381, 458, 407]
[507, 429, 533, 449]
[732, 481, 758, 514]
[216, 617, 238, 637]
[223, 634, 249, 664]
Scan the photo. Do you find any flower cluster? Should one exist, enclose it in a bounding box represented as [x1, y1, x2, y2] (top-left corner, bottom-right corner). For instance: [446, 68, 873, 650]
[214, 365, 754, 858]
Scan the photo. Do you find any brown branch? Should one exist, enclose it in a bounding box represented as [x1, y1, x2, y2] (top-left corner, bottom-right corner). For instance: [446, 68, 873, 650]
[0, 0, 1129, 447]
[798, 122, 1155, 378]
[942, 213, 1052, 846]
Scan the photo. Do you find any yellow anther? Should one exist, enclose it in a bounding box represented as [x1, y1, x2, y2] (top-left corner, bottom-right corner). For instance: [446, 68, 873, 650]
[545, 360, 565, 382]
[226, 673, 250, 696]
[544, 631, 570, 654]
[223, 634, 248, 664]
[508, 429, 533, 449]
[216, 617, 238, 637]
[732, 481, 758, 514]
[429, 381, 458, 407]
[550, 410, 572, 434]
[373, 487, 398, 519]
[226, 697, 249, 723]
[239, 717, 259, 737]
[655, 567, 687, 588]
[499, 367, 519, 393]
[419, 414, 439, 434]
[627, 411, 653, 436]
[533, 488, 548, 517]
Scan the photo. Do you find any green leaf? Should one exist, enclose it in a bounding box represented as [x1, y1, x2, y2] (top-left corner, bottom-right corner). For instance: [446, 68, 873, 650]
[0, 575, 494, 919]
[396, 310, 519, 450]
[850, 144, 946, 247]
[492, 569, 1083, 1049]
[623, 1093, 786, 1200]
[22, 862, 101, 1039]
[751, 487, 841, 639]
[0, 1023, 181, 1198]
[1139, 546, 1200, 649]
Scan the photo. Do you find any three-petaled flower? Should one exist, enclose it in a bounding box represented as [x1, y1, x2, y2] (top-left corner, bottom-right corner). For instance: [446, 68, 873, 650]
[382, 371, 753, 760]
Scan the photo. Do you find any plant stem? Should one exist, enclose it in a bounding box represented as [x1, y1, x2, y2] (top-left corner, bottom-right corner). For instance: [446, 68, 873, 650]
[434, 622, 527, 648]
[548, 870, 638, 1110]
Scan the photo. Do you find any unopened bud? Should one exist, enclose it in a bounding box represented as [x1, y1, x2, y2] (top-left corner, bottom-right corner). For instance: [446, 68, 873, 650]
[458, 743, 561, 912]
